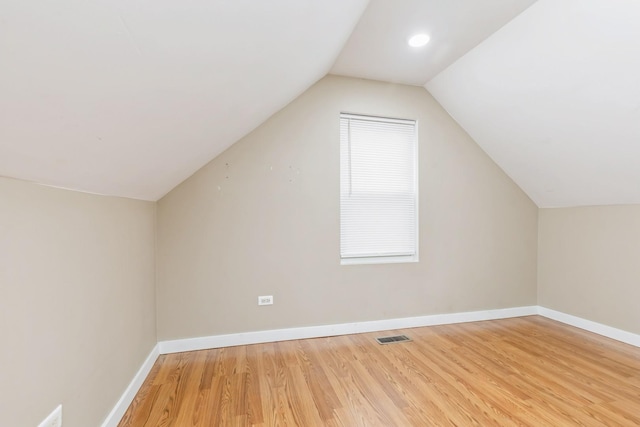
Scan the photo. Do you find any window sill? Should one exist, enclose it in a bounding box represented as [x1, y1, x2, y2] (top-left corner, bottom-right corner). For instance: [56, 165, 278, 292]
[340, 255, 418, 266]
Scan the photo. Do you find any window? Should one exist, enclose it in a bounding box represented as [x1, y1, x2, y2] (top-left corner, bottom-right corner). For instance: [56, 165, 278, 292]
[340, 113, 418, 264]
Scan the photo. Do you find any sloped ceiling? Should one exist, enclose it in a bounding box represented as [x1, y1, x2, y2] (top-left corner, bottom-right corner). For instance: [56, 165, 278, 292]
[2, 0, 637, 208]
[0, 0, 368, 200]
[427, 0, 640, 207]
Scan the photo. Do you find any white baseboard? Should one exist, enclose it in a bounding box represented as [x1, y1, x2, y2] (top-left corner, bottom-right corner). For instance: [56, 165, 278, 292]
[158, 306, 538, 354]
[158, 307, 640, 355]
[101, 344, 159, 427]
[537, 307, 640, 348]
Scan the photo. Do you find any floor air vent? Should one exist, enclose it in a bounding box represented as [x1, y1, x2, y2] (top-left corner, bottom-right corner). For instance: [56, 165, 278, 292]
[376, 335, 411, 345]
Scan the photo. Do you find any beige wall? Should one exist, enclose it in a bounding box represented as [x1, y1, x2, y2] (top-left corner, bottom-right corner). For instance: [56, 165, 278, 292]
[538, 206, 640, 334]
[156, 75, 538, 341]
[0, 178, 157, 427]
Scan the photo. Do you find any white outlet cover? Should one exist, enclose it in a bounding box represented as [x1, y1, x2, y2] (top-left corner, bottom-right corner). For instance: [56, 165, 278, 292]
[38, 404, 62, 427]
[258, 295, 273, 305]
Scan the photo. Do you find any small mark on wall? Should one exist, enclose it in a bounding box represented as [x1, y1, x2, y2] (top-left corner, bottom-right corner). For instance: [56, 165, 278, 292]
[264, 163, 301, 184]
[214, 162, 233, 195]
[288, 165, 301, 183]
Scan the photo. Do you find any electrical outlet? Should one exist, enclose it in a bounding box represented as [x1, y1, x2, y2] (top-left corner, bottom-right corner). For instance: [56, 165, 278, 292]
[38, 405, 62, 427]
[258, 295, 273, 306]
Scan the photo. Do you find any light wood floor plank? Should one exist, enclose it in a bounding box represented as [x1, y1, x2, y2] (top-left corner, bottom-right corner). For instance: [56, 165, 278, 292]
[118, 316, 640, 426]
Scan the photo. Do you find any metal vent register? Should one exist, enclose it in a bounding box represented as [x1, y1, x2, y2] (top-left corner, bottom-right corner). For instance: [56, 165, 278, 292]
[375, 335, 412, 345]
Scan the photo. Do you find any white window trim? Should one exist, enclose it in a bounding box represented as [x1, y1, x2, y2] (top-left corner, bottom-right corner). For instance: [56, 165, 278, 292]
[341, 254, 418, 266]
[339, 112, 419, 265]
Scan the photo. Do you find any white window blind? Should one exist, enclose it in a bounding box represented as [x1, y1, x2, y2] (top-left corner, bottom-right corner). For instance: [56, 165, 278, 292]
[340, 113, 418, 263]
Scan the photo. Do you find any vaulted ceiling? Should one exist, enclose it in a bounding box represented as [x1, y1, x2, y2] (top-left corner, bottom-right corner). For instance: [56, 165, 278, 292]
[427, 0, 640, 207]
[2, 0, 638, 208]
[0, 0, 367, 200]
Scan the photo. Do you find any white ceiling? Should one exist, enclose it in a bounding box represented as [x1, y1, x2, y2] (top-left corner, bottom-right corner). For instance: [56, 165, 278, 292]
[2, 0, 638, 208]
[0, 0, 367, 200]
[331, 0, 536, 86]
[426, 0, 640, 207]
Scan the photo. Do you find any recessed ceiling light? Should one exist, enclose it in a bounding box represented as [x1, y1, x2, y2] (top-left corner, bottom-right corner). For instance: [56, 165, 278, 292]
[408, 33, 430, 48]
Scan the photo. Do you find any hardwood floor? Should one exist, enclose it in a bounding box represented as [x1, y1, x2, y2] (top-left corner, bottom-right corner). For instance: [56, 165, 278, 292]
[118, 316, 640, 426]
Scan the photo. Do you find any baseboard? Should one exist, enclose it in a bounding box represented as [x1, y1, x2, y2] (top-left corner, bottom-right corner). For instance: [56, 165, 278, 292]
[537, 306, 640, 348]
[101, 344, 160, 427]
[158, 306, 538, 354]
[157, 307, 640, 355]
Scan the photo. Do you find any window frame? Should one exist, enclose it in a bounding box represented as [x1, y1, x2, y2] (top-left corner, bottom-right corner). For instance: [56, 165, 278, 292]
[339, 112, 419, 265]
